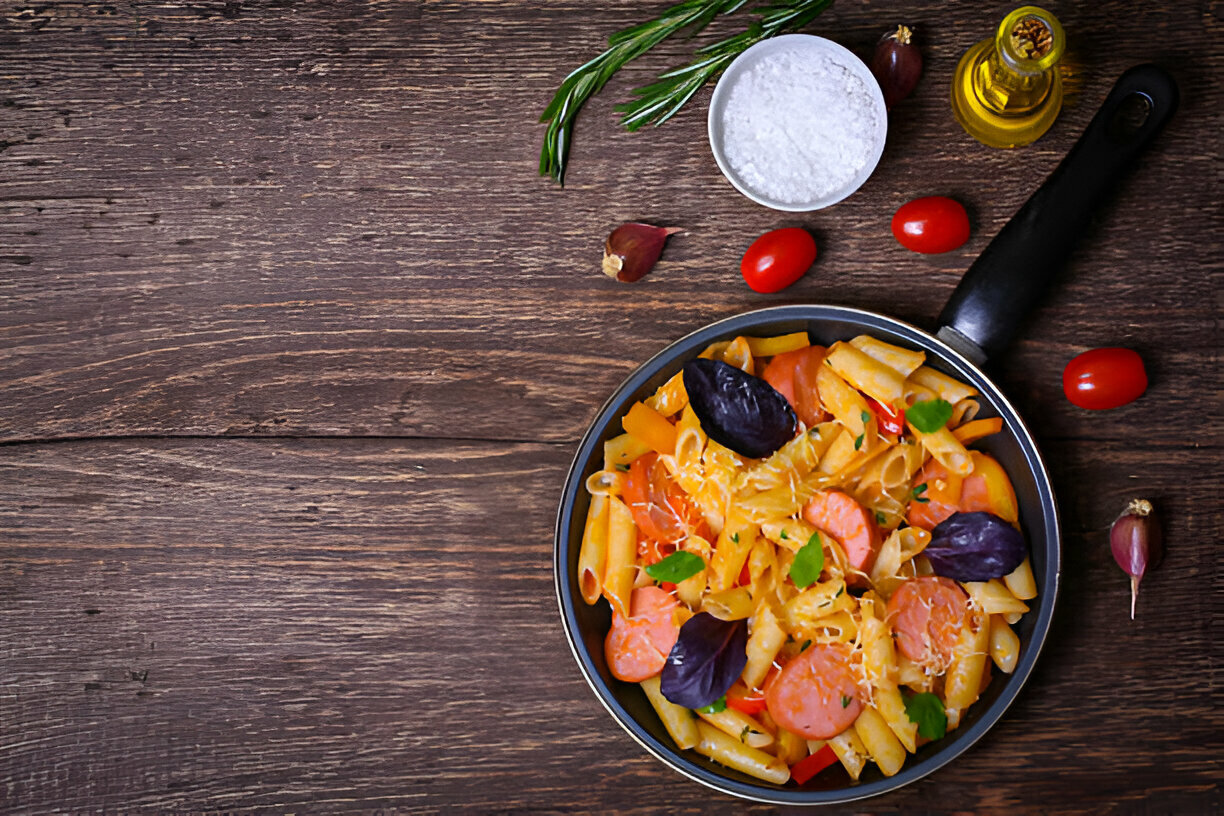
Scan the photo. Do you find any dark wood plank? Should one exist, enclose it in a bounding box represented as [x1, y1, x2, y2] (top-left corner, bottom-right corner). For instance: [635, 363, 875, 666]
[0, 439, 1220, 813]
[0, 1, 1219, 443]
[0, 0, 1221, 813]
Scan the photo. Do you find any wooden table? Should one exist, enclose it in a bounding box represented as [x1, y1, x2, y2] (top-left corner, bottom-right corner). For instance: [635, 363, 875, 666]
[2, 2, 1220, 813]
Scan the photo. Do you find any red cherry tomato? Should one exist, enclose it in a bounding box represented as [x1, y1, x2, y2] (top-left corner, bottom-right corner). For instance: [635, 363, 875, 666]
[891, 196, 971, 254]
[740, 227, 817, 293]
[1062, 347, 1148, 410]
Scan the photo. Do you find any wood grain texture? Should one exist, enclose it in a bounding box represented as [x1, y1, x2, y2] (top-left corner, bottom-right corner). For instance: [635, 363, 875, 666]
[0, 439, 1220, 814]
[0, 0, 1221, 813]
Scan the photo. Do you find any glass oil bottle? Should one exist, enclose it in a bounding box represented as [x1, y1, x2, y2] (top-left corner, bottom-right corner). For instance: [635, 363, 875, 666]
[951, 6, 1066, 148]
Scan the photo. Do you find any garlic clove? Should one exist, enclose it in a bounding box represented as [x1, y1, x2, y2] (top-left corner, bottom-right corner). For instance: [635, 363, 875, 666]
[603, 223, 682, 282]
[1109, 498, 1161, 620]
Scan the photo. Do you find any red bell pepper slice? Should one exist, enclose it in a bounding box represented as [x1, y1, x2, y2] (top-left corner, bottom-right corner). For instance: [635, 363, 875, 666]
[866, 396, 906, 436]
[790, 744, 838, 785]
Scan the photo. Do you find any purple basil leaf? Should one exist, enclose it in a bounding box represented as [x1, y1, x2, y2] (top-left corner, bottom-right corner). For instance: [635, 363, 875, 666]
[926, 511, 1027, 581]
[683, 358, 796, 459]
[660, 612, 748, 709]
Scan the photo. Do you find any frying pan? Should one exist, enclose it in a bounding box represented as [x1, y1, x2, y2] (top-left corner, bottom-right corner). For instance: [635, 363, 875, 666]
[555, 65, 1178, 804]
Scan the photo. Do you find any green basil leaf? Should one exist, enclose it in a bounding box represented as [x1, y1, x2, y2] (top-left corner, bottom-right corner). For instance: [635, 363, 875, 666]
[645, 550, 704, 584]
[912, 482, 929, 497]
[906, 399, 954, 434]
[789, 532, 824, 589]
[904, 691, 947, 740]
[698, 695, 726, 714]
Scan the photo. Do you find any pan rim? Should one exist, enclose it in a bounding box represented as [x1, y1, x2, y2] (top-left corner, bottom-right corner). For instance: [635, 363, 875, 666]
[554, 304, 1061, 804]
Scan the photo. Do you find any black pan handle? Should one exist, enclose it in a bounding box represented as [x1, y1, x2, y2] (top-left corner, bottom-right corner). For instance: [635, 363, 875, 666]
[936, 64, 1179, 366]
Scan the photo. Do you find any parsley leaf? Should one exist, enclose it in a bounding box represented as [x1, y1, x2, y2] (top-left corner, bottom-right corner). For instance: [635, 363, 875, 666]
[739, 725, 756, 742]
[906, 399, 954, 434]
[698, 696, 726, 714]
[860, 409, 871, 425]
[614, 463, 630, 472]
[854, 433, 865, 451]
[913, 482, 929, 497]
[780, 529, 788, 540]
[800, 639, 812, 652]
[789, 532, 824, 589]
[904, 691, 947, 740]
[841, 695, 852, 708]
[731, 532, 739, 544]
[644, 551, 704, 584]
[875, 510, 887, 526]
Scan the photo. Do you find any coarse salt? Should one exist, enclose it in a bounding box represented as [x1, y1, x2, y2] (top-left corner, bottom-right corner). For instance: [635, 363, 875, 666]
[720, 41, 883, 205]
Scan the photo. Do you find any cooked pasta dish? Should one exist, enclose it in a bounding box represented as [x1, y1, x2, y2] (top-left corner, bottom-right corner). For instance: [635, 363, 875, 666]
[575, 331, 1036, 785]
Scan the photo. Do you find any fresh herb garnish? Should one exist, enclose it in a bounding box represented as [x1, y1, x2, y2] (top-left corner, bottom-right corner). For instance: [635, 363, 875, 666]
[614, 463, 630, 472]
[861, 410, 871, 425]
[906, 399, 954, 434]
[875, 510, 888, 526]
[789, 532, 824, 589]
[780, 529, 788, 540]
[738, 725, 757, 742]
[645, 550, 705, 583]
[835, 585, 844, 598]
[661, 614, 748, 709]
[617, 0, 836, 131]
[808, 427, 821, 438]
[698, 696, 727, 714]
[854, 433, 865, 451]
[841, 695, 852, 708]
[730, 532, 740, 544]
[913, 482, 930, 504]
[904, 691, 947, 740]
[540, 0, 834, 184]
[800, 639, 812, 652]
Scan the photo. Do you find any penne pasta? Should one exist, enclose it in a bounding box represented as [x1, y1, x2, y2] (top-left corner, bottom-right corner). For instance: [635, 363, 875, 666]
[743, 602, 787, 689]
[909, 365, 979, 404]
[603, 432, 651, 471]
[577, 493, 609, 605]
[1004, 557, 1038, 600]
[693, 722, 791, 785]
[826, 341, 907, 407]
[697, 706, 775, 750]
[828, 727, 869, 781]
[601, 496, 638, 618]
[580, 330, 1039, 785]
[989, 614, 1021, 674]
[702, 586, 755, 621]
[746, 332, 810, 358]
[911, 423, 973, 476]
[816, 363, 871, 437]
[641, 675, 700, 750]
[850, 335, 926, 377]
[855, 706, 907, 777]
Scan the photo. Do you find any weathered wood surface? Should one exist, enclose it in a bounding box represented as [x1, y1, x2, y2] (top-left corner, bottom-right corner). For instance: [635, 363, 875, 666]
[0, 1, 1221, 813]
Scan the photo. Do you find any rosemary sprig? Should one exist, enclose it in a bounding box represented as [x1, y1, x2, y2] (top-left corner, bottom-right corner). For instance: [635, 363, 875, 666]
[618, 0, 836, 131]
[539, 0, 749, 185]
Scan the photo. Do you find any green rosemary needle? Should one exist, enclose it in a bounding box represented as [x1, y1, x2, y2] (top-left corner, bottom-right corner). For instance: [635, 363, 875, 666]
[539, 0, 749, 185]
[618, 0, 835, 131]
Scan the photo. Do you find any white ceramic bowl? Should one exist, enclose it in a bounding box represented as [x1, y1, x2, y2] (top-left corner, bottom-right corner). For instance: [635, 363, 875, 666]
[708, 34, 888, 211]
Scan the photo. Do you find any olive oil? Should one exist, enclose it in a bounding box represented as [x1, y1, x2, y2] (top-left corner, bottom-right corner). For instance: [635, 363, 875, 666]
[951, 6, 1065, 148]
